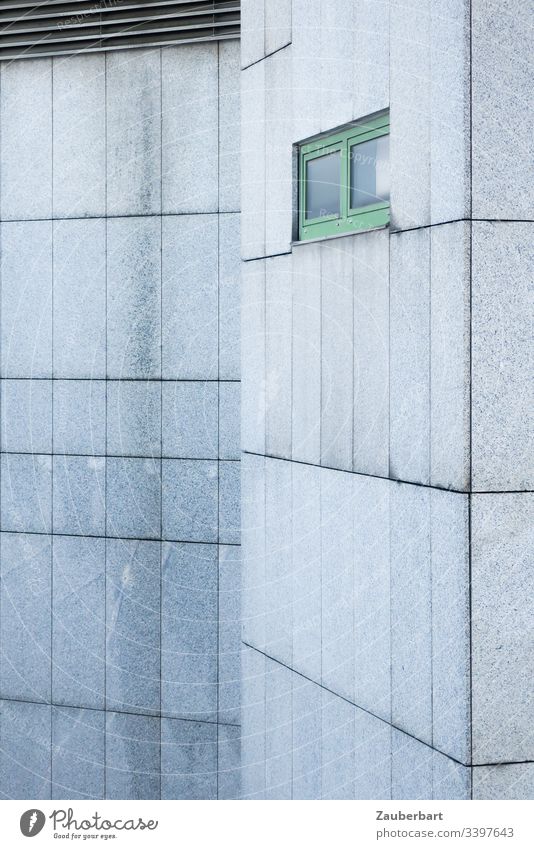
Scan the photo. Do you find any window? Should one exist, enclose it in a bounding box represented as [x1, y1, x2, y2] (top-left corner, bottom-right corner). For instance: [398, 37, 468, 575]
[298, 113, 390, 241]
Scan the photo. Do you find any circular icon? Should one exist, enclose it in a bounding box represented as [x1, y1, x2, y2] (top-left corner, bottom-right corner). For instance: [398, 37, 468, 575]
[20, 810, 46, 837]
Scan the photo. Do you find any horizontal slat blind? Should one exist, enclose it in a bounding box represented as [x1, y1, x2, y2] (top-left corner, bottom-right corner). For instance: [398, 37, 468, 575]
[0, 0, 240, 60]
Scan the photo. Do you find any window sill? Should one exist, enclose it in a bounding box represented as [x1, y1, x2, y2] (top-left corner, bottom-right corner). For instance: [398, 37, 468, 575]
[291, 222, 389, 248]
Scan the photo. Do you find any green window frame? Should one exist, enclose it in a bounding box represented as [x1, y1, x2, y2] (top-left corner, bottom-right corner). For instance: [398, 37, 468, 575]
[298, 113, 390, 241]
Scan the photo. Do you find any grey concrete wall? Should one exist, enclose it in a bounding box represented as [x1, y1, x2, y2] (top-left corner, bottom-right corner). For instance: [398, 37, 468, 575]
[0, 41, 241, 799]
[241, 0, 533, 799]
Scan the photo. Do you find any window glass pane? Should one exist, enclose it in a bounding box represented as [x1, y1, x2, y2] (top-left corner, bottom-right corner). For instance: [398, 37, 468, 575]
[350, 134, 389, 209]
[305, 151, 341, 220]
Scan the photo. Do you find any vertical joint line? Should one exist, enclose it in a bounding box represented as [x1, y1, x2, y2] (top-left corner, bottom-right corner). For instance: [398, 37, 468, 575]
[103, 48, 108, 802]
[468, 0, 474, 795]
[216, 39, 221, 800]
[159, 44, 164, 801]
[50, 55, 55, 797]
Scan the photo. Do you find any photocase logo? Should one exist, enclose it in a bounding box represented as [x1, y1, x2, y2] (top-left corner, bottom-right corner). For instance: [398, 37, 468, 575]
[20, 810, 46, 837]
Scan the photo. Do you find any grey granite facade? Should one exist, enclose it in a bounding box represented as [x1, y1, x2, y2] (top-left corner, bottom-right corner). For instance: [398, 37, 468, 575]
[0, 41, 241, 800]
[0, 0, 532, 803]
[241, 0, 533, 800]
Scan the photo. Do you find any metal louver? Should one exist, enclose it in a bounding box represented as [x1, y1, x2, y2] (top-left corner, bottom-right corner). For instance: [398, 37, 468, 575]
[0, 0, 240, 60]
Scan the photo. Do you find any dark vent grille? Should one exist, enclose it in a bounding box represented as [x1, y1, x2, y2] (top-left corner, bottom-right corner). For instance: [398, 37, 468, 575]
[0, 1, 240, 60]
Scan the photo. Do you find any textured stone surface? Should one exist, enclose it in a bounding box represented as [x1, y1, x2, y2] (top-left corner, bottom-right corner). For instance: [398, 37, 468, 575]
[431, 490, 470, 764]
[291, 462, 321, 680]
[53, 219, 106, 379]
[473, 764, 534, 801]
[240, 0, 265, 68]
[471, 493, 534, 763]
[52, 707, 105, 800]
[430, 222, 471, 490]
[162, 215, 218, 380]
[390, 0, 431, 229]
[291, 0, 321, 142]
[54, 380, 106, 457]
[218, 41, 241, 212]
[106, 49, 161, 216]
[353, 230, 389, 477]
[241, 259, 266, 455]
[472, 0, 534, 219]
[320, 0, 354, 132]
[321, 689, 355, 799]
[354, 708, 392, 800]
[0, 40, 242, 803]
[162, 44, 218, 213]
[264, 48, 293, 256]
[106, 539, 160, 715]
[217, 723, 241, 799]
[0, 700, 51, 799]
[161, 542, 218, 721]
[52, 536, 105, 709]
[292, 244, 321, 464]
[321, 468, 355, 701]
[389, 228, 431, 484]
[292, 676, 322, 799]
[265, 0, 292, 55]
[107, 380, 161, 458]
[218, 545, 241, 725]
[107, 217, 161, 380]
[237, 0, 533, 806]
[162, 381, 217, 459]
[53, 455, 106, 536]
[241, 453, 266, 650]
[1, 379, 52, 454]
[264, 458, 292, 662]
[105, 712, 160, 800]
[219, 461, 241, 545]
[1, 59, 52, 220]
[471, 222, 534, 491]
[107, 457, 161, 539]
[320, 240, 353, 470]
[353, 0, 390, 120]
[432, 750, 471, 800]
[219, 382, 241, 460]
[353, 475, 391, 720]
[265, 255, 292, 458]
[391, 482, 432, 744]
[241, 61, 266, 260]
[162, 460, 217, 543]
[1, 221, 53, 378]
[0, 533, 51, 703]
[392, 729, 433, 800]
[240, 645, 266, 799]
[1, 453, 52, 534]
[161, 718, 217, 800]
[430, 0, 470, 223]
[53, 54, 106, 218]
[219, 213, 241, 379]
[265, 659, 292, 799]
